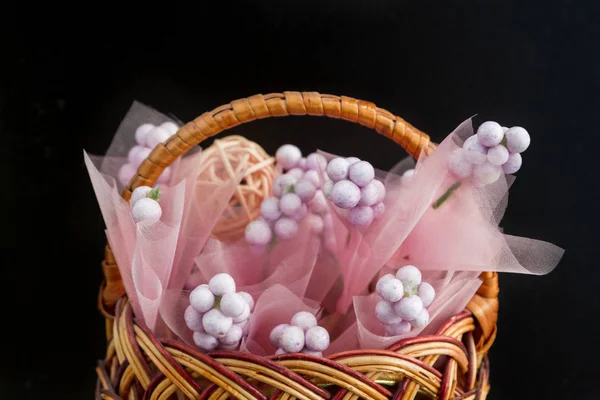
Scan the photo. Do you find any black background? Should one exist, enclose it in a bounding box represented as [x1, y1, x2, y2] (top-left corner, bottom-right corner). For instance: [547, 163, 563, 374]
[2, 1, 598, 399]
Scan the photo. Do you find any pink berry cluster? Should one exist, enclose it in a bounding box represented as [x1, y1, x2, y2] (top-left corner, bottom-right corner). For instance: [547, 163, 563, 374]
[375, 265, 436, 335]
[448, 122, 530, 188]
[323, 157, 386, 226]
[118, 122, 179, 187]
[245, 145, 333, 245]
[269, 311, 330, 356]
[130, 185, 162, 223]
[185, 273, 255, 351]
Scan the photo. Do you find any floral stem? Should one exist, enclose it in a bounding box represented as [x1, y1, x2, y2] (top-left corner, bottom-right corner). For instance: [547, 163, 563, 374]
[432, 182, 462, 209]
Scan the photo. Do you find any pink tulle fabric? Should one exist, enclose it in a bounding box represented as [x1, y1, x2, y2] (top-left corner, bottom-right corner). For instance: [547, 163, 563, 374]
[351, 119, 563, 348]
[95, 101, 186, 191]
[387, 119, 564, 275]
[84, 152, 185, 331]
[164, 218, 322, 344]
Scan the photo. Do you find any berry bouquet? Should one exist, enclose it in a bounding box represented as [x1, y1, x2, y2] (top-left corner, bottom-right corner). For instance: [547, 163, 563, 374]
[88, 93, 563, 399]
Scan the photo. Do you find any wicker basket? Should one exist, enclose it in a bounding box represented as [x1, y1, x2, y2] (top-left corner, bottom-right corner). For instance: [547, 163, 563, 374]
[96, 92, 499, 400]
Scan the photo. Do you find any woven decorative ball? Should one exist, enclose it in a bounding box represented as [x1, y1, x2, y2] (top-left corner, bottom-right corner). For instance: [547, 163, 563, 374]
[195, 135, 277, 242]
[98, 92, 498, 400]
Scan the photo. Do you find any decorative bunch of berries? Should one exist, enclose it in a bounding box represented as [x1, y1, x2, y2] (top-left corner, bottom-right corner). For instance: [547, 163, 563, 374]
[245, 145, 333, 245]
[448, 122, 530, 187]
[269, 311, 330, 356]
[323, 157, 386, 226]
[185, 273, 254, 351]
[130, 185, 162, 223]
[375, 265, 435, 335]
[118, 122, 179, 187]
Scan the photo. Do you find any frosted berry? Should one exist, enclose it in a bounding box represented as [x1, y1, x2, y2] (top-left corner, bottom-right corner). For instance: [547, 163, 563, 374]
[291, 311, 317, 331]
[287, 168, 305, 180]
[463, 135, 488, 165]
[472, 163, 502, 188]
[220, 324, 243, 346]
[292, 204, 308, 221]
[305, 326, 330, 351]
[160, 121, 179, 134]
[276, 144, 302, 170]
[193, 331, 219, 351]
[273, 174, 297, 197]
[220, 293, 246, 318]
[396, 265, 422, 289]
[135, 123, 154, 145]
[245, 219, 272, 246]
[505, 126, 530, 153]
[270, 324, 290, 348]
[326, 157, 350, 182]
[279, 193, 302, 216]
[385, 320, 412, 336]
[411, 308, 430, 329]
[132, 198, 162, 223]
[331, 180, 361, 209]
[280, 326, 305, 353]
[184, 305, 204, 332]
[376, 276, 404, 302]
[345, 157, 360, 166]
[189, 285, 215, 313]
[145, 126, 171, 149]
[477, 121, 504, 147]
[297, 157, 308, 170]
[375, 300, 403, 325]
[260, 197, 281, 221]
[348, 206, 374, 226]
[232, 302, 251, 323]
[394, 296, 424, 321]
[202, 309, 233, 338]
[238, 291, 255, 311]
[130, 186, 153, 206]
[118, 163, 137, 187]
[502, 153, 522, 174]
[418, 282, 435, 308]
[447, 149, 474, 179]
[372, 202, 385, 217]
[358, 181, 380, 206]
[306, 213, 324, 233]
[348, 161, 375, 187]
[128, 145, 151, 167]
[209, 273, 236, 296]
[294, 179, 317, 202]
[302, 170, 321, 188]
[274, 217, 299, 240]
[487, 144, 509, 166]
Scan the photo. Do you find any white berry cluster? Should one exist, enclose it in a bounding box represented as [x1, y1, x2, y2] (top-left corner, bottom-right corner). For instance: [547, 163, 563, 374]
[375, 265, 436, 335]
[269, 311, 330, 356]
[448, 122, 530, 188]
[130, 185, 162, 223]
[185, 273, 255, 351]
[118, 122, 179, 187]
[323, 157, 386, 226]
[245, 145, 333, 245]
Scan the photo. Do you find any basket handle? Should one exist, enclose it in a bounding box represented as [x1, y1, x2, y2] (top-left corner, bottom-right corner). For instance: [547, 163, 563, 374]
[101, 91, 498, 348]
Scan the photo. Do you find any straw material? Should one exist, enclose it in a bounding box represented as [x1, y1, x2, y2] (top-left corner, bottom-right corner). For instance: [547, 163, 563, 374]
[196, 136, 277, 242]
[97, 92, 498, 399]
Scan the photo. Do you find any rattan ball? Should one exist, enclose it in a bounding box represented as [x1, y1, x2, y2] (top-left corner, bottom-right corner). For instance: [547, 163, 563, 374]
[196, 135, 277, 241]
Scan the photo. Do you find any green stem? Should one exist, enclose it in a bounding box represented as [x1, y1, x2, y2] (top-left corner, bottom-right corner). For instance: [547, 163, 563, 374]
[432, 182, 462, 209]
